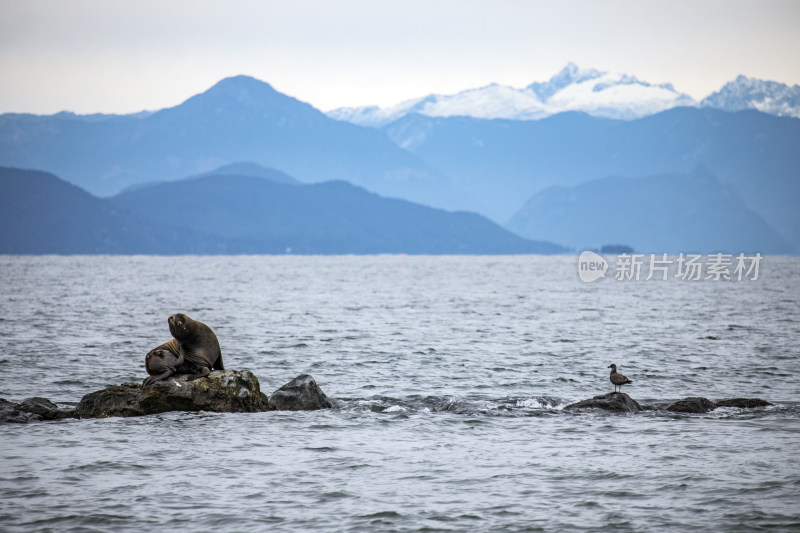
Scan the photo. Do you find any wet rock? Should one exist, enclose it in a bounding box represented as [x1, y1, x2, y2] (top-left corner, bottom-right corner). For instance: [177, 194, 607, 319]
[75, 383, 147, 418]
[565, 392, 642, 413]
[139, 370, 265, 414]
[76, 370, 266, 418]
[268, 374, 334, 411]
[666, 397, 717, 413]
[1, 398, 40, 423]
[714, 398, 772, 408]
[1, 397, 75, 423]
[19, 397, 75, 420]
[4, 372, 332, 421]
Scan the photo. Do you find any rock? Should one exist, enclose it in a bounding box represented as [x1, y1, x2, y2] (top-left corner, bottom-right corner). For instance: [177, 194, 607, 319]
[666, 397, 717, 413]
[268, 374, 334, 411]
[74, 383, 145, 418]
[565, 392, 642, 413]
[1, 398, 41, 423]
[714, 398, 773, 408]
[3, 372, 332, 421]
[1, 397, 76, 423]
[0, 399, 15, 412]
[139, 370, 265, 414]
[75, 370, 266, 418]
[19, 397, 75, 420]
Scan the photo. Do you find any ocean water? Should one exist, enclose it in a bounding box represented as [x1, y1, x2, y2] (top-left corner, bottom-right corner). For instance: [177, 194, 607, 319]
[1, 255, 799, 532]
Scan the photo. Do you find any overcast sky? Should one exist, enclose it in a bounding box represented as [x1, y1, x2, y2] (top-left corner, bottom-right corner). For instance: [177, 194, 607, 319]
[1, 0, 798, 115]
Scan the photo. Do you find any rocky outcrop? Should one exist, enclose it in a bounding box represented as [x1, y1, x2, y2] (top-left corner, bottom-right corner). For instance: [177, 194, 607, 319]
[564, 393, 774, 415]
[666, 397, 717, 413]
[4, 375, 774, 422]
[3, 372, 335, 422]
[75, 370, 267, 418]
[715, 398, 773, 408]
[268, 374, 334, 411]
[74, 384, 145, 418]
[0, 397, 75, 423]
[565, 392, 642, 413]
[73, 371, 336, 418]
[139, 370, 267, 414]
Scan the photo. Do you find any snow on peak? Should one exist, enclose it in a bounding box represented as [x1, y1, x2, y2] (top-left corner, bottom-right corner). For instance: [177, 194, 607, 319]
[528, 62, 605, 100]
[701, 75, 800, 118]
[545, 70, 696, 120]
[327, 64, 697, 126]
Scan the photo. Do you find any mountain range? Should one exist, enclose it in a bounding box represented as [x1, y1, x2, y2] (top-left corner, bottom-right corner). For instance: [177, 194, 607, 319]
[0, 70, 797, 254]
[0, 165, 564, 254]
[507, 167, 792, 254]
[0, 167, 228, 254]
[329, 63, 800, 126]
[0, 76, 467, 211]
[383, 107, 800, 251]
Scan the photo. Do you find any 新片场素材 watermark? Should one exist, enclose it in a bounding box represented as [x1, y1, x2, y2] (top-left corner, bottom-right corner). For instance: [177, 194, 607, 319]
[577, 251, 762, 282]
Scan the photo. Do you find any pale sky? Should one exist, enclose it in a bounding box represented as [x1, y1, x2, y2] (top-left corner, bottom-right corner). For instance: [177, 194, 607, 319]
[1, 0, 798, 115]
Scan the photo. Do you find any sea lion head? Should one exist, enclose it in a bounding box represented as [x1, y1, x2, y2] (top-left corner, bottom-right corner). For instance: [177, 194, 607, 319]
[168, 313, 193, 339]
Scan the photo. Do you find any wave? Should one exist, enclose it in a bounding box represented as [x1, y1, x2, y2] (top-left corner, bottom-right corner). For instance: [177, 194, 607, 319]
[331, 394, 791, 418]
[337, 394, 574, 416]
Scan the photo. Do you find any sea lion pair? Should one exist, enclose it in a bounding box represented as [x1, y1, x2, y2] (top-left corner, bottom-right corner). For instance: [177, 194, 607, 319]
[143, 313, 224, 386]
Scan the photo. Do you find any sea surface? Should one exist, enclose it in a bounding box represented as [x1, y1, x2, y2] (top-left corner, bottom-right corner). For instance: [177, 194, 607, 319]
[1, 255, 799, 532]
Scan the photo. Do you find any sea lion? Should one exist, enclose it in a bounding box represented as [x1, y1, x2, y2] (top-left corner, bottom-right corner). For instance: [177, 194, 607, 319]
[168, 313, 224, 381]
[143, 338, 181, 385]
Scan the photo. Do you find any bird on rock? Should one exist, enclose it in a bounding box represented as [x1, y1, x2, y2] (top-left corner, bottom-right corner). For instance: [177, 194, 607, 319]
[608, 364, 632, 393]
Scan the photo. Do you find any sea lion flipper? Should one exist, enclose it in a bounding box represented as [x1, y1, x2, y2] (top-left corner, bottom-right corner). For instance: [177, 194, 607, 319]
[213, 353, 224, 371]
[143, 371, 172, 386]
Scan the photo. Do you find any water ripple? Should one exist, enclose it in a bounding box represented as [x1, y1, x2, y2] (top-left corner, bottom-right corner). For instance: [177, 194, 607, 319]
[1, 255, 799, 532]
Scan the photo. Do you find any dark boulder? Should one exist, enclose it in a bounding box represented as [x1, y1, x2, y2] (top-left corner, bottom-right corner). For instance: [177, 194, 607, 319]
[74, 384, 143, 418]
[666, 397, 717, 413]
[268, 374, 334, 411]
[1, 397, 75, 423]
[139, 370, 265, 414]
[75, 370, 266, 418]
[3, 372, 333, 421]
[19, 397, 75, 420]
[565, 392, 642, 413]
[714, 398, 773, 408]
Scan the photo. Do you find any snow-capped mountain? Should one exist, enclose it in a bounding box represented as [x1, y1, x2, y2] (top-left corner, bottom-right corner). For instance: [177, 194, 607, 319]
[526, 63, 696, 120]
[701, 75, 800, 118]
[328, 63, 697, 126]
[328, 83, 551, 126]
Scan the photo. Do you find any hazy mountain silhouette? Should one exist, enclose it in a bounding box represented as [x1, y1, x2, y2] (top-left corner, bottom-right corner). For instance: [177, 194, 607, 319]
[198, 161, 300, 184]
[0, 76, 466, 210]
[119, 161, 299, 193]
[0, 167, 233, 253]
[0, 166, 565, 254]
[111, 172, 565, 254]
[383, 107, 800, 250]
[508, 167, 793, 254]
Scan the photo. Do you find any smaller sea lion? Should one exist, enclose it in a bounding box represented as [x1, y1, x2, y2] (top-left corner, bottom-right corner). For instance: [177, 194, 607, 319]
[143, 338, 181, 386]
[168, 313, 224, 381]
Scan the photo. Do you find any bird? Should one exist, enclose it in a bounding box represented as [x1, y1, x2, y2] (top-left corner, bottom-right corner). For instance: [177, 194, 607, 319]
[608, 364, 632, 393]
